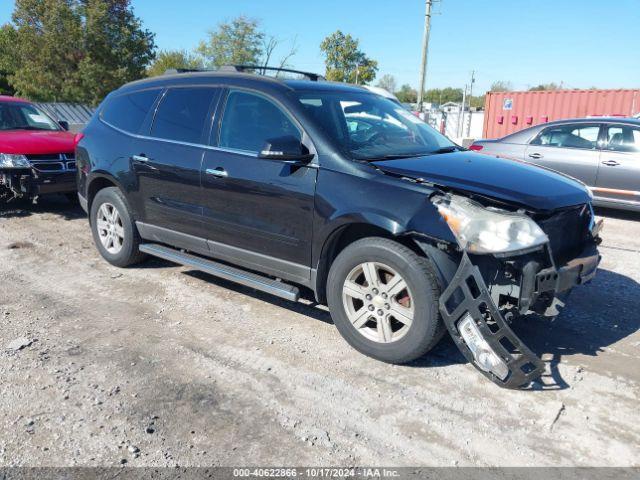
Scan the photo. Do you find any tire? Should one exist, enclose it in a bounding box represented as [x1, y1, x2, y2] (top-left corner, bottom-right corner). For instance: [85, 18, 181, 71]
[90, 187, 146, 267]
[327, 237, 446, 364]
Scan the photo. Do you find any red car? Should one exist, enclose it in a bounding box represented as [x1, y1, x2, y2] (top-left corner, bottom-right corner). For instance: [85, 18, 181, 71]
[0, 95, 79, 203]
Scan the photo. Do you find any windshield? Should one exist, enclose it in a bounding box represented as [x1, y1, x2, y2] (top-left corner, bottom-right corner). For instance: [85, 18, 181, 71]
[295, 91, 456, 160]
[0, 102, 61, 132]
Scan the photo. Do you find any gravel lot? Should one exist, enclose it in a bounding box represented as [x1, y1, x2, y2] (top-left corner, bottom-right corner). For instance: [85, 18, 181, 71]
[0, 196, 639, 467]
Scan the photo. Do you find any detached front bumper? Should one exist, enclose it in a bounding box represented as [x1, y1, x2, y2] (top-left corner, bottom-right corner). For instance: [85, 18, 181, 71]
[0, 168, 76, 199]
[439, 244, 601, 389]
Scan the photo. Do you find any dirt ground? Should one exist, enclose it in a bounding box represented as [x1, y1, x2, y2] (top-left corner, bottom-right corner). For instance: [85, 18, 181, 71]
[0, 195, 639, 467]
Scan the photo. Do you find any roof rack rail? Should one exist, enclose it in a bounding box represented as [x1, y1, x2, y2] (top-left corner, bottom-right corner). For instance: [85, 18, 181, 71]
[164, 68, 209, 75]
[163, 66, 326, 82]
[219, 65, 325, 82]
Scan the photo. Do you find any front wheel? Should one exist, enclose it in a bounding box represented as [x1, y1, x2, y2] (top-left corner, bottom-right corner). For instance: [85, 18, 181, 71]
[90, 187, 146, 267]
[327, 237, 446, 364]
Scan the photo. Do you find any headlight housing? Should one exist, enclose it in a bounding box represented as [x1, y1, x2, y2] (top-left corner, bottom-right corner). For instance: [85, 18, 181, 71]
[0, 153, 31, 169]
[433, 194, 548, 254]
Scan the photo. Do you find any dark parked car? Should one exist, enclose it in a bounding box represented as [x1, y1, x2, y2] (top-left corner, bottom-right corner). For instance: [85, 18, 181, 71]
[470, 118, 640, 212]
[76, 67, 601, 388]
[0, 95, 78, 203]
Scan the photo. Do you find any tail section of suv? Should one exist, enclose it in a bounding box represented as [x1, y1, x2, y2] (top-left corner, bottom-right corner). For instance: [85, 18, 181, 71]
[77, 68, 601, 389]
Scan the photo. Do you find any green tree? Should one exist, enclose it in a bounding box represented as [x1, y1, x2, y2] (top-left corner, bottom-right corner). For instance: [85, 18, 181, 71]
[376, 74, 397, 94]
[147, 50, 203, 77]
[469, 95, 485, 109]
[529, 82, 560, 91]
[7, 0, 155, 104]
[320, 30, 378, 85]
[0, 24, 17, 95]
[395, 84, 417, 104]
[10, 0, 84, 102]
[76, 0, 156, 104]
[424, 87, 464, 105]
[196, 16, 264, 68]
[490, 80, 513, 92]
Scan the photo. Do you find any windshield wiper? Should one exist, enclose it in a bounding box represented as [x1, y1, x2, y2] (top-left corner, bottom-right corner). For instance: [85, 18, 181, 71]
[429, 146, 460, 154]
[361, 147, 462, 162]
[362, 153, 430, 162]
[1, 126, 53, 131]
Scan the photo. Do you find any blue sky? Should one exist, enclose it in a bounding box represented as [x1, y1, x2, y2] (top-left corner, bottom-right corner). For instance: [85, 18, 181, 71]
[1, 0, 638, 93]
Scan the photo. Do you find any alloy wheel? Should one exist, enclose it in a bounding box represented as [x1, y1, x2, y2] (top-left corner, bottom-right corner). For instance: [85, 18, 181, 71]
[96, 202, 124, 255]
[341, 261, 414, 343]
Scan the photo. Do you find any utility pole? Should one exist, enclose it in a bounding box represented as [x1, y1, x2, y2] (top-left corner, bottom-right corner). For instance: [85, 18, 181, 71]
[466, 70, 476, 137]
[417, 0, 434, 114]
[458, 84, 467, 138]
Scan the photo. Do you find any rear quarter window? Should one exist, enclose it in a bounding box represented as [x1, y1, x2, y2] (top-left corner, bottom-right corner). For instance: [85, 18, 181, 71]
[151, 87, 220, 144]
[101, 89, 161, 134]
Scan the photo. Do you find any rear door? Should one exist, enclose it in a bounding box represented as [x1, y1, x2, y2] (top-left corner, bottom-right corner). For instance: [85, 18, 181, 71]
[98, 87, 163, 214]
[134, 86, 221, 243]
[593, 123, 640, 206]
[524, 123, 602, 186]
[200, 88, 317, 283]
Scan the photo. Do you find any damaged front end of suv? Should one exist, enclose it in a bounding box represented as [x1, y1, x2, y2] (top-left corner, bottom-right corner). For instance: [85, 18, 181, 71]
[426, 193, 601, 388]
[0, 153, 78, 203]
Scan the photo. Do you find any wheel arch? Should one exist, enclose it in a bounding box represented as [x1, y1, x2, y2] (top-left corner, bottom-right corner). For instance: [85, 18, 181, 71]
[313, 219, 428, 304]
[86, 173, 124, 214]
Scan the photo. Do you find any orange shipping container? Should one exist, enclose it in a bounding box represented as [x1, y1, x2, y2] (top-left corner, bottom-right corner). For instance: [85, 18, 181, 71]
[483, 89, 640, 139]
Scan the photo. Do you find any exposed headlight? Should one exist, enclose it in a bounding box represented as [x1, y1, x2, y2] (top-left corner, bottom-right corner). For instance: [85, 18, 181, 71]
[0, 153, 31, 169]
[433, 194, 548, 254]
[459, 315, 509, 380]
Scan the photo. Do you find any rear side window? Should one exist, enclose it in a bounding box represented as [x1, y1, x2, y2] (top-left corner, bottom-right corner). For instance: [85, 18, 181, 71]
[531, 124, 600, 150]
[604, 125, 640, 153]
[151, 88, 219, 144]
[101, 89, 160, 134]
[219, 90, 301, 152]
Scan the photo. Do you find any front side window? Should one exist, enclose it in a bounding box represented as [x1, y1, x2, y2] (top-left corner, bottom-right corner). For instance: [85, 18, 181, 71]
[296, 91, 455, 161]
[0, 102, 61, 131]
[151, 87, 219, 144]
[604, 125, 640, 153]
[219, 90, 301, 152]
[101, 89, 161, 134]
[531, 124, 600, 150]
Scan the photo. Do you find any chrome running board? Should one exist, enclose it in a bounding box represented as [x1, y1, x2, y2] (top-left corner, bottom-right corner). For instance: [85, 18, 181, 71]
[139, 243, 300, 301]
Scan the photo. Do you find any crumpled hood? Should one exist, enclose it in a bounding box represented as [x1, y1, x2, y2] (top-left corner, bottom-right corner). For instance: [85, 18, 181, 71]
[0, 130, 76, 155]
[373, 151, 591, 211]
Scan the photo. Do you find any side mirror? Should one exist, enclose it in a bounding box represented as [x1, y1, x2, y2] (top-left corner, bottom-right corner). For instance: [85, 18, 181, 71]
[258, 135, 314, 164]
[59, 120, 70, 131]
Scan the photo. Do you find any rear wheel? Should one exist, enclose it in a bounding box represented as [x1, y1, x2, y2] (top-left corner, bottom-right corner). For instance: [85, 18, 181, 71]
[90, 187, 146, 267]
[327, 237, 446, 364]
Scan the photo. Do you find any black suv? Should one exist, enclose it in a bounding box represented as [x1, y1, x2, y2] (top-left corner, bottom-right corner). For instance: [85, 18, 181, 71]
[77, 67, 601, 388]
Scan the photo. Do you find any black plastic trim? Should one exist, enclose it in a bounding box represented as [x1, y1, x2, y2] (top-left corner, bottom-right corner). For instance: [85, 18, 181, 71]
[136, 222, 312, 287]
[439, 252, 545, 389]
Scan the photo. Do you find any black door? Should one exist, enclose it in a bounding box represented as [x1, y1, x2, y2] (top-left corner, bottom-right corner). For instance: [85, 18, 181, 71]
[200, 89, 317, 283]
[134, 87, 221, 243]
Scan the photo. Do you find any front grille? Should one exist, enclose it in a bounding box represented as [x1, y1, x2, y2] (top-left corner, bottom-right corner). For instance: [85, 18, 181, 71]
[535, 204, 592, 265]
[25, 153, 76, 172]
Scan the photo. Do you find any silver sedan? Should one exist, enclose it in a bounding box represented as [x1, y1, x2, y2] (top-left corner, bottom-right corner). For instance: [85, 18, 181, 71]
[471, 118, 640, 212]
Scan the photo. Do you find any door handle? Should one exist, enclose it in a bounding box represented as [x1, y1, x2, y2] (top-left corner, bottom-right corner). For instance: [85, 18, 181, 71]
[132, 154, 158, 170]
[205, 167, 228, 178]
[602, 160, 620, 167]
[528, 153, 543, 160]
